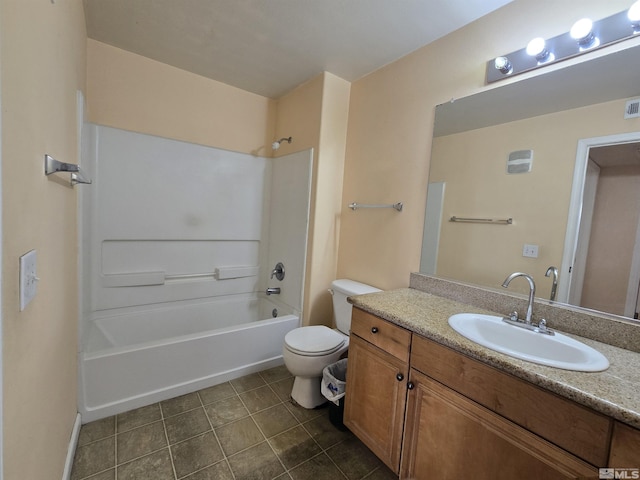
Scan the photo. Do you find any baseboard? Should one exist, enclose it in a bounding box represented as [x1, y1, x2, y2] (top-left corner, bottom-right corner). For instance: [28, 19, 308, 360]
[62, 413, 81, 480]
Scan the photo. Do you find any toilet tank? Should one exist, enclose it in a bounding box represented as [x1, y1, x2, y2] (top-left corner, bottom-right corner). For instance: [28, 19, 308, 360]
[331, 279, 382, 334]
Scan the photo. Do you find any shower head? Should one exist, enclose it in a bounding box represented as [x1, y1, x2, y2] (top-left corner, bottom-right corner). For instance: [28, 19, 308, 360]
[271, 137, 292, 150]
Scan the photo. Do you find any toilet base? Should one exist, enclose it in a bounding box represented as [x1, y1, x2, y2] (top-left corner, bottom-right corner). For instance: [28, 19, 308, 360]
[291, 375, 327, 409]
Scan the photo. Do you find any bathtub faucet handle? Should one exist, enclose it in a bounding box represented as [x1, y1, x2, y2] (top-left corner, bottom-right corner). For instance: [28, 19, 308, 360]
[270, 262, 285, 281]
[266, 287, 281, 295]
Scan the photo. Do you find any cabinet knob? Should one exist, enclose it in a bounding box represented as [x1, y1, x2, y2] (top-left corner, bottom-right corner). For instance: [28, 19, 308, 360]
[371, 327, 379, 334]
[396, 373, 404, 381]
[407, 382, 415, 390]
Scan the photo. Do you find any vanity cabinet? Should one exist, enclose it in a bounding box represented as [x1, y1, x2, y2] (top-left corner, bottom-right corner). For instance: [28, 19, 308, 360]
[344, 307, 635, 479]
[343, 308, 411, 473]
[401, 369, 597, 479]
[410, 335, 611, 467]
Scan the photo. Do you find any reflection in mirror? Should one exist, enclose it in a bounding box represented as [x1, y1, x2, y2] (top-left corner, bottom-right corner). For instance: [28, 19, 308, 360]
[420, 43, 640, 321]
[563, 138, 640, 319]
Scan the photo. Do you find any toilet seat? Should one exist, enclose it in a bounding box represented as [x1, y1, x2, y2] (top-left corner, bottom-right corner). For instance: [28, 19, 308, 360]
[284, 326, 346, 357]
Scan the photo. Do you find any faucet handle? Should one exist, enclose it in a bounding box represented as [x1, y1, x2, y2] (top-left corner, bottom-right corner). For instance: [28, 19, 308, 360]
[509, 311, 518, 322]
[535, 318, 555, 335]
[270, 262, 285, 281]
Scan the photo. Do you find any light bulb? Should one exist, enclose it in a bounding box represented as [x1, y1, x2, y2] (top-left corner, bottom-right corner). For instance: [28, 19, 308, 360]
[494, 56, 512, 74]
[526, 38, 551, 62]
[628, 1, 640, 21]
[526, 38, 545, 56]
[570, 18, 598, 48]
[629, 1, 640, 32]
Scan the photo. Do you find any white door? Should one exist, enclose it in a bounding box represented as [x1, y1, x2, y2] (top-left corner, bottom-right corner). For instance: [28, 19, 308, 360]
[567, 159, 599, 306]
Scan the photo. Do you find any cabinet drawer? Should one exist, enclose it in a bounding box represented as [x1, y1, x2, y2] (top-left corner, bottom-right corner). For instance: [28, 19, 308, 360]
[351, 308, 411, 363]
[411, 335, 611, 467]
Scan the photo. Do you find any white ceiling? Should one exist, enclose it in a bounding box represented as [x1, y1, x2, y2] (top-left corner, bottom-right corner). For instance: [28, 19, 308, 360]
[83, 0, 513, 99]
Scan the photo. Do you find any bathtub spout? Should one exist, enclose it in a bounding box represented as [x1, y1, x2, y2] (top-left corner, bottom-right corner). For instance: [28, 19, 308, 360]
[266, 287, 281, 295]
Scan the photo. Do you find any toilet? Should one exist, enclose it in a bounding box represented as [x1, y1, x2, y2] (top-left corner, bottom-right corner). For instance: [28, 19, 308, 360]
[283, 279, 381, 409]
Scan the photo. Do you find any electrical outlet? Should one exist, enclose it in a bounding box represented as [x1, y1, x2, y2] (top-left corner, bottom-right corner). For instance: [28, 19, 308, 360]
[19, 250, 38, 311]
[522, 244, 539, 258]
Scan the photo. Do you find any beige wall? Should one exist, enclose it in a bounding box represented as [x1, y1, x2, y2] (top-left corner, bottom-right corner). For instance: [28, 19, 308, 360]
[274, 72, 351, 325]
[1, 1, 86, 479]
[582, 165, 640, 315]
[337, 0, 633, 291]
[430, 98, 640, 295]
[311, 73, 350, 326]
[87, 39, 277, 155]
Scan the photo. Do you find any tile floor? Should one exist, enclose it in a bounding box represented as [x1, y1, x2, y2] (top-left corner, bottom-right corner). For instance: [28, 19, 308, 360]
[71, 365, 398, 480]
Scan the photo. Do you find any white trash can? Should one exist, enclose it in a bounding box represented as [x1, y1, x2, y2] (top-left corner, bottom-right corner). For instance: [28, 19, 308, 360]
[321, 358, 348, 430]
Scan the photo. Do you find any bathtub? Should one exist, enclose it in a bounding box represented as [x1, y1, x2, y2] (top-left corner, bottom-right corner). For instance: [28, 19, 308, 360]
[79, 294, 299, 422]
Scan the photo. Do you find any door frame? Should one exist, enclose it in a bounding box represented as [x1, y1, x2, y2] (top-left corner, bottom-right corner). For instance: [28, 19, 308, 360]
[558, 131, 640, 308]
[0, 0, 4, 475]
[625, 200, 640, 318]
[567, 158, 600, 306]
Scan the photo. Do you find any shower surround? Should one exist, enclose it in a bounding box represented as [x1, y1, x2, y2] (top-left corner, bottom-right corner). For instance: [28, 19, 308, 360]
[78, 125, 312, 421]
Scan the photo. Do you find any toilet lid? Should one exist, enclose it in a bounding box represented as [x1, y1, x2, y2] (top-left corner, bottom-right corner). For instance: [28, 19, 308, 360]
[284, 326, 346, 356]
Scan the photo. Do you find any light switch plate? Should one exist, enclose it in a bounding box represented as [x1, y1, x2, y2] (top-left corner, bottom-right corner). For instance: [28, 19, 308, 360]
[19, 250, 38, 311]
[522, 244, 539, 258]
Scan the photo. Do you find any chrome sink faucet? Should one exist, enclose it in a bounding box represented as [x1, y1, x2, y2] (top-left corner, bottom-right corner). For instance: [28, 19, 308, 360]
[545, 266, 558, 302]
[501, 272, 536, 325]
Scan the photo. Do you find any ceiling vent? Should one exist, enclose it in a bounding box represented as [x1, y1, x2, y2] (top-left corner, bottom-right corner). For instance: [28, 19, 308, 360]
[624, 98, 640, 119]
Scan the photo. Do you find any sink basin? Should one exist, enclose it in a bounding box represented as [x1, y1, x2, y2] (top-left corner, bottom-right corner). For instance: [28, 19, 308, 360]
[448, 313, 609, 372]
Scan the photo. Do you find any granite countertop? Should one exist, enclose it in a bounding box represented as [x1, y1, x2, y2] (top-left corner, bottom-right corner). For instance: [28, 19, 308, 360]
[349, 288, 640, 430]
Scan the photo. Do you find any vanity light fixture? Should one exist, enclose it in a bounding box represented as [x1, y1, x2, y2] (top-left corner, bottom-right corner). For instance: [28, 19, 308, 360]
[488, 3, 640, 83]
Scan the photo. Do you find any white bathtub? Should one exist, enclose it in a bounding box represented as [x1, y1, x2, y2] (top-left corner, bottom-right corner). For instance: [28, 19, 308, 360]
[79, 294, 299, 422]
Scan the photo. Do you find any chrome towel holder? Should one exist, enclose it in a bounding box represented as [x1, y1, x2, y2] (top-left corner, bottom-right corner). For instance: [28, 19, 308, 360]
[449, 216, 512, 224]
[44, 154, 92, 186]
[349, 202, 403, 212]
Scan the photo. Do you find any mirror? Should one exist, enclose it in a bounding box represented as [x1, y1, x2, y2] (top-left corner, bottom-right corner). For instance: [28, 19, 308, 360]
[420, 43, 640, 320]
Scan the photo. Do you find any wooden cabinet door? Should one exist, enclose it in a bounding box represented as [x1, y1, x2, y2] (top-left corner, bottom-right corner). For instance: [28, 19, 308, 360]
[609, 421, 640, 468]
[401, 369, 598, 480]
[344, 333, 408, 473]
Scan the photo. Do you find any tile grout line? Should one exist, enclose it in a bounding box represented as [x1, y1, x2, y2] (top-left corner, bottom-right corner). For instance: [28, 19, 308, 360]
[260, 370, 352, 479]
[114, 415, 118, 480]
[234, 380, 290, 476]
[77, 368, 385, 480]
[159, 402, 180, 480]
[248, 384, 290, 477]
[235, 373, 301, 478]
[113, 408, 171, 471]
[296, 412, 355, 479]
[259, 368, 347, 477]
[197, 389, 238, 480]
